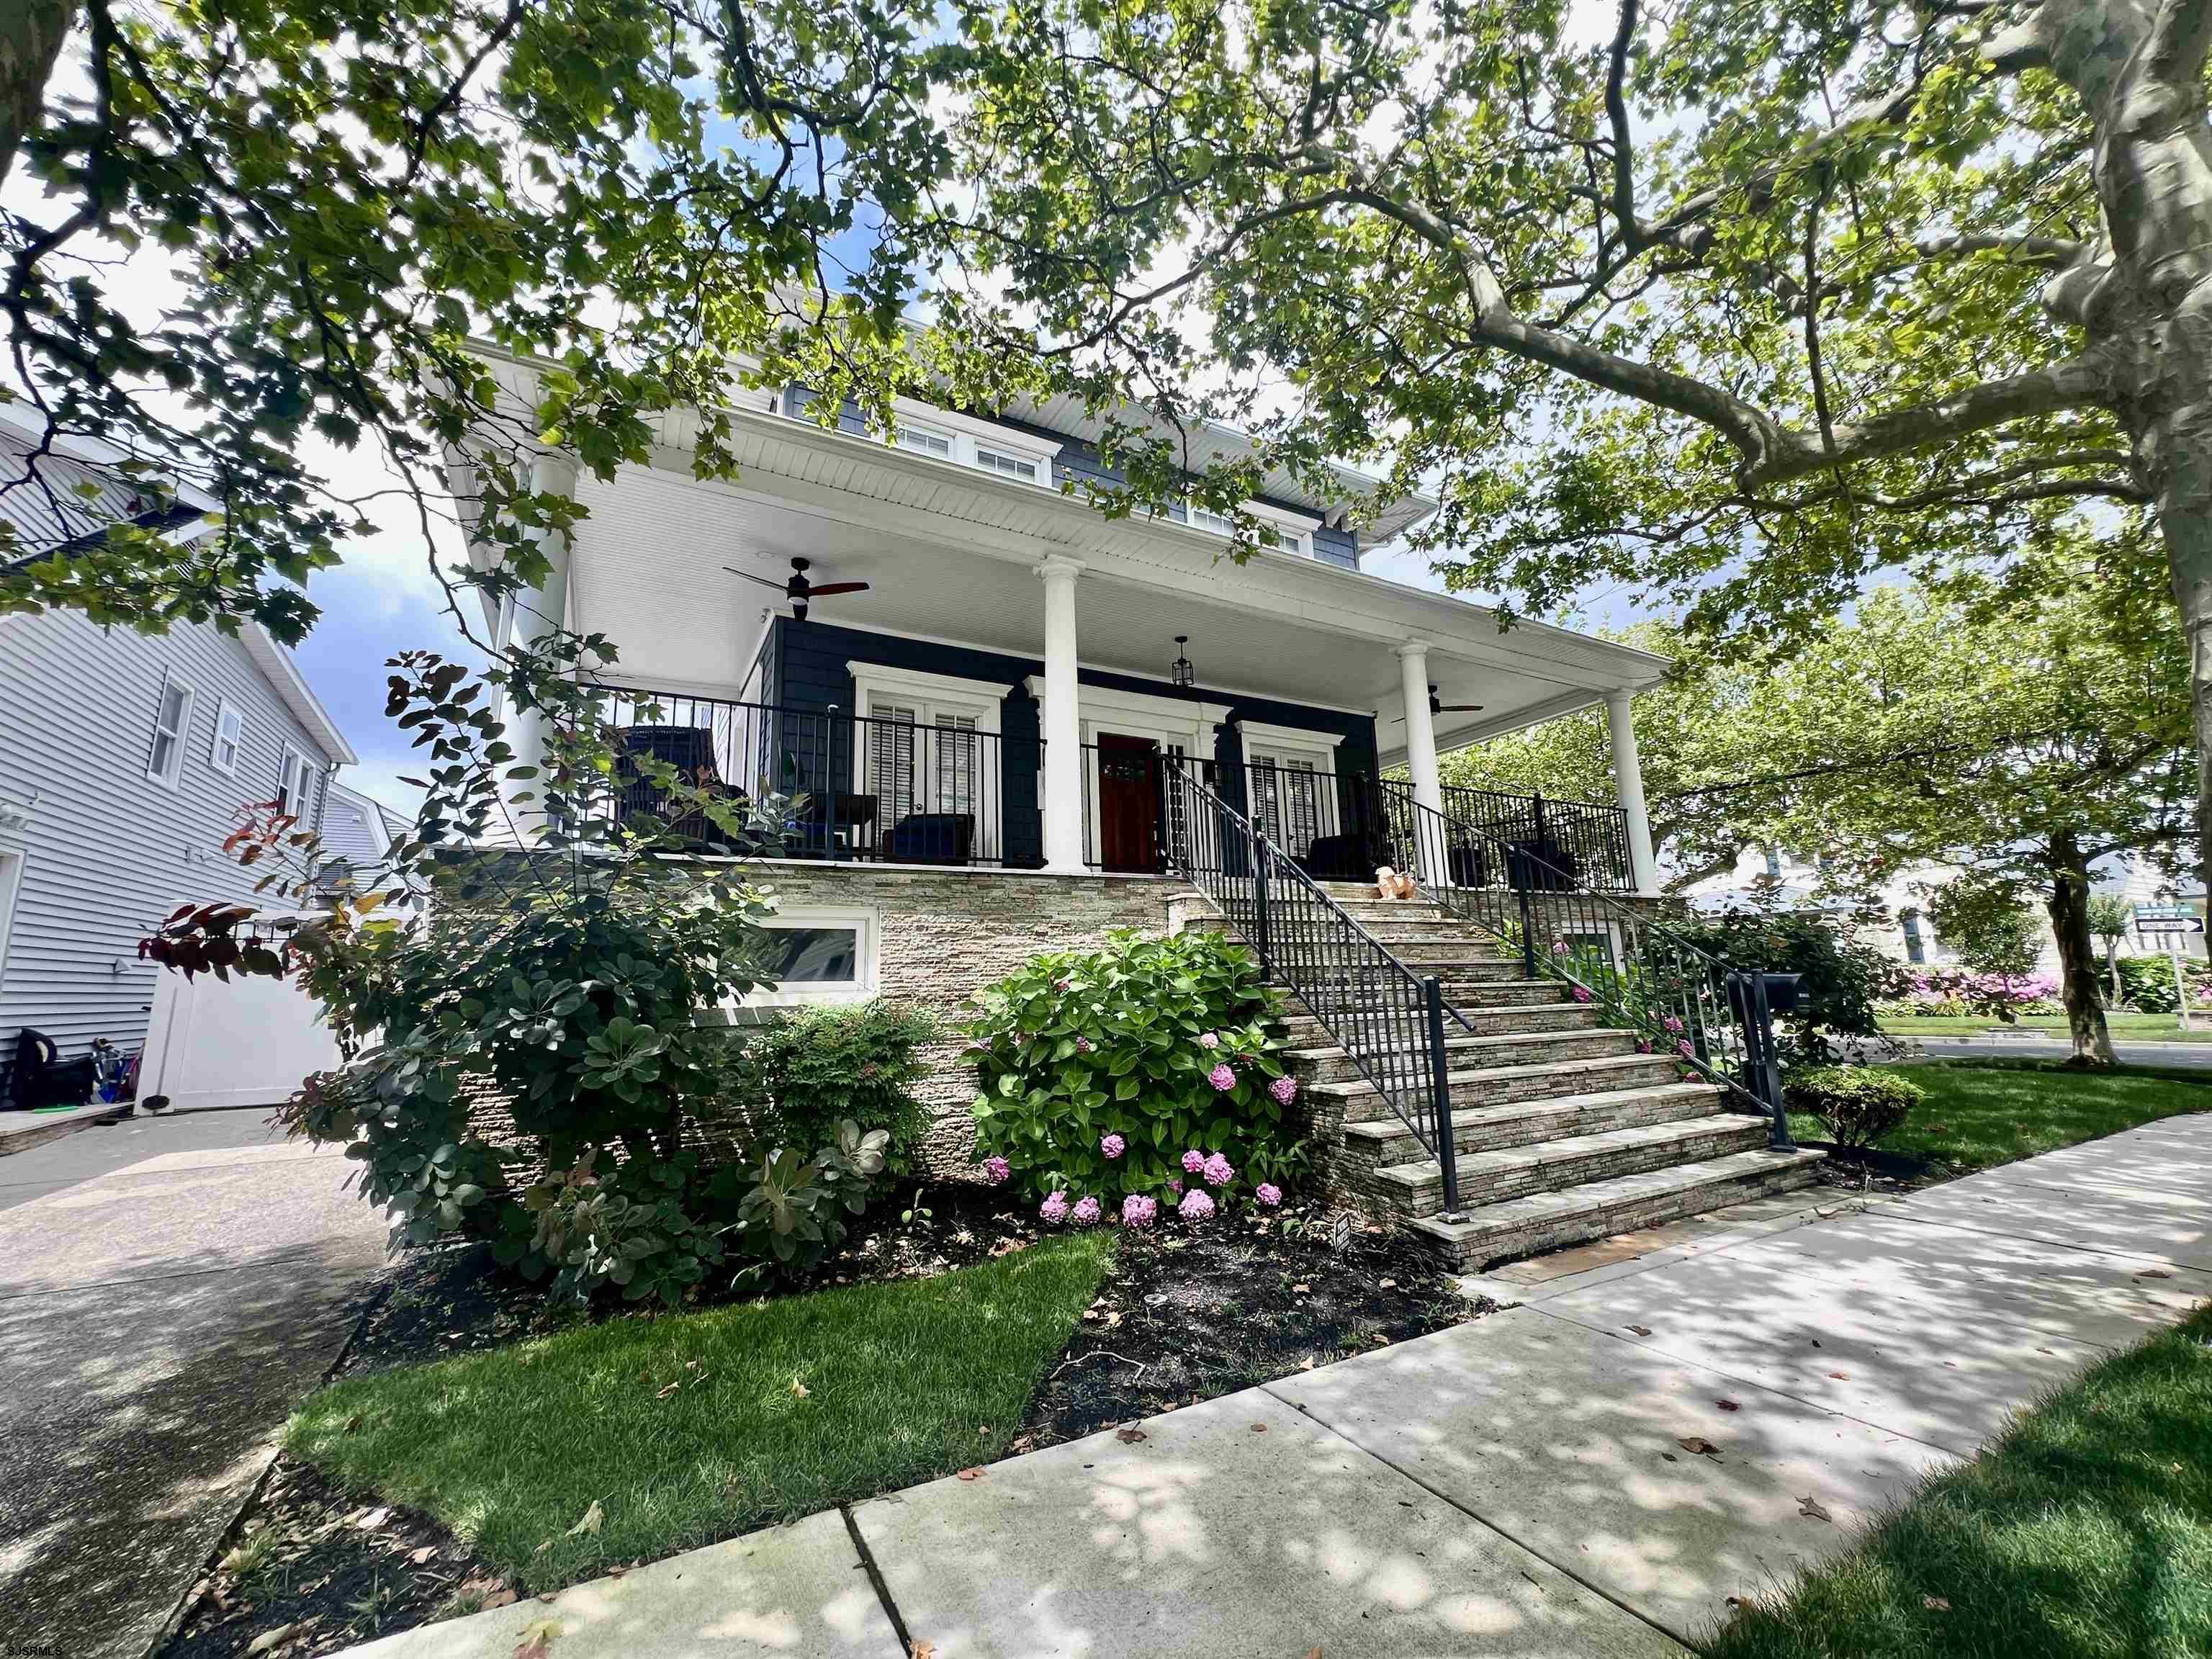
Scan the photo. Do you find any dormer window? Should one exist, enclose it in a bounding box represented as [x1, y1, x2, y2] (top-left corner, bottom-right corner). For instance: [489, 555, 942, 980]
[974, 448, 1040, 482]
[1183, 499, 1317, 558]
[893, 423, 954, 459]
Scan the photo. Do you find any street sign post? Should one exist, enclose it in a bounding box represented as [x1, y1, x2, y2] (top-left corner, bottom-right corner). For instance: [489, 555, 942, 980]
[2134, 905, 2204, 1031]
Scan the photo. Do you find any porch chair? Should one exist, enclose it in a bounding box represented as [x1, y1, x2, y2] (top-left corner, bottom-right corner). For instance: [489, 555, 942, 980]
[886, 811, 975, 865]
[616, 725, 728, 842]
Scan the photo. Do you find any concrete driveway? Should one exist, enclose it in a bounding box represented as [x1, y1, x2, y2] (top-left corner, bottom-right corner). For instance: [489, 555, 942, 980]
[0, 1110, 387, 1659]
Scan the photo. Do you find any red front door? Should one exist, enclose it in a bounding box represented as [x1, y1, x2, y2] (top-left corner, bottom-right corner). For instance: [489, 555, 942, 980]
[1097, 734, 1160, 872]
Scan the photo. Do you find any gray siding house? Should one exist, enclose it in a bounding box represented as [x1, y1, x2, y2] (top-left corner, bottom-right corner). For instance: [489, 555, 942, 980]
[0, 417, 356, 1100]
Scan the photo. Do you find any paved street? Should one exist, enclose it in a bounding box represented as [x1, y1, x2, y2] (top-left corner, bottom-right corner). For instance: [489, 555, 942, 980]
[1908, 1035, 2212, 1068]
[0, 1110, 387, 1659]
[338, 1115, 2210, 1659]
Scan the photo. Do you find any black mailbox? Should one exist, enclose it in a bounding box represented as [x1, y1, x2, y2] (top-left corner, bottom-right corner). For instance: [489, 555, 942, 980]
[1726, 971, 1803, 1021]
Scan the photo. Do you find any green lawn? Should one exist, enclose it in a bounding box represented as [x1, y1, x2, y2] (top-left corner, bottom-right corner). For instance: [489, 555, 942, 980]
[1881, 1012, 2212, 1042]
[1708, 1302, 2212, 1659]
[289, 1233, 1115, 1591]
[1792, 1060, 2212, 1174]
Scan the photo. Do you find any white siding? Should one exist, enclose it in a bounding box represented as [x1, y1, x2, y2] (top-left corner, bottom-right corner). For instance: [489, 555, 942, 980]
[0, 608, 336, 1085]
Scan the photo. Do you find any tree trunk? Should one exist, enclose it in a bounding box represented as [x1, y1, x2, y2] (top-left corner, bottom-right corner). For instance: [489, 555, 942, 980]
[0, 0, 72, 184]
[1995, 0, 2212, 907]
[2047, 837, 2117, 1066]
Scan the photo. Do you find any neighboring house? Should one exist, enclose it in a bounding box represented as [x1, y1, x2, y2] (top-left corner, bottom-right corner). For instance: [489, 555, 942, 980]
[1683, 846, 2203, 975]
[441, 349, 1830, 1264]
[0, 415, 357, 1101]
[317, 778, 409, 890]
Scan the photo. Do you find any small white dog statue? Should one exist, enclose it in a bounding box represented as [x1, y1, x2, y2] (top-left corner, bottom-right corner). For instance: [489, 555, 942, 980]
[1373, 866, 1419, 901]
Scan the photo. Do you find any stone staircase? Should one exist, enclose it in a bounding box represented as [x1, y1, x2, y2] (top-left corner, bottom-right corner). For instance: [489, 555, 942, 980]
[1267, 884, 1824, 1269]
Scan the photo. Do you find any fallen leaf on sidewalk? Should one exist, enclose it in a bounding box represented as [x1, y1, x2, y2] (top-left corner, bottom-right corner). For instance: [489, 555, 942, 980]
[1827, 1371, 1849, 1380]
[567, 1500, 603, 1537]
[912, 1642, 936, 1659]
[1797, 1496, 1833, 1522]
[1115, 1426, 1148, 1444]
[1625, 1324, 1652, 1336]
[2140, 1269, 2173, 1280]
[513, 1620, 560, 1658]
[1678, 1437, 1722, 1458]
[1714, 1399, 1741, 1412]
[1251, 1422, 1268, 1433]
[956, 1466, 987, 1481]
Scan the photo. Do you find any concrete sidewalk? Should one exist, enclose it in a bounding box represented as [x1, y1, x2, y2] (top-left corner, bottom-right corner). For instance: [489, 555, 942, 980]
[346, 1116, 2211, 1659]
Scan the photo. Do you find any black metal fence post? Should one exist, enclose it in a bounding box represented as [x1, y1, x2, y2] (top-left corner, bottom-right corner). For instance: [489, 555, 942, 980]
[1750, 972, 1794, 1149]
[1251, 834, 1272, 971]
[1424, 975, 1463, 1218]
[1513, 855, 1538, 980]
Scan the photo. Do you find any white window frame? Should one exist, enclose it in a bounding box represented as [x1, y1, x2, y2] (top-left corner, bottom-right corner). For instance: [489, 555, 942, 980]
[871, 398, 1060, 488]
[1236, 719, 1346, 850]
[210, 698, 246, 776]
[891, 421, 955, 459]
[1180, 497, 1321, 558]
[276, 744, 313, 819]
[846, 662, 1007, 860]
[145, 670, 197, 788]
[740, 906, 879, 1008]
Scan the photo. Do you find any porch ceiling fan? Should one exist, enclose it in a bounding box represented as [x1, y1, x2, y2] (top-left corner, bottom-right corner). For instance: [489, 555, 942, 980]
[1391, 684, 1484, 722]
[722, 556, 869, 621]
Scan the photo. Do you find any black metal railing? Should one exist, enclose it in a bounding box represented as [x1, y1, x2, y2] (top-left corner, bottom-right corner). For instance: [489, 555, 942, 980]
[594, 686, 1027, 866]
[1372, 788, 1791, 1143]
[1159, 760, 1468, 1215]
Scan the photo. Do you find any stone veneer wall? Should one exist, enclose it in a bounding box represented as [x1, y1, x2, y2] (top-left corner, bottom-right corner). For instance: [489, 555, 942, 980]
[749, 863, 1189, 1175]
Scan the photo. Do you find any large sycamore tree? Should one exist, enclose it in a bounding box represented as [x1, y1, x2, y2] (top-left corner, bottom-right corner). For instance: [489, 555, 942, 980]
[921, 0, 2212, 896]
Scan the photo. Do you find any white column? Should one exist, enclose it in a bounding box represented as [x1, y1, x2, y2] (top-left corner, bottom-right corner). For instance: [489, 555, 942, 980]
[1607, 688, 1659, 895]
[1037, 557, 1087, 873]
[502, 453, 577, 842]
[1397, 642, 1445, 884]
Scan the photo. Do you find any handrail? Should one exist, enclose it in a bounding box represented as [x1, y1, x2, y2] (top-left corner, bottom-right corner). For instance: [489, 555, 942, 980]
[1375, 786, 1791, 1140]
[1159, 761, 1468, 1215]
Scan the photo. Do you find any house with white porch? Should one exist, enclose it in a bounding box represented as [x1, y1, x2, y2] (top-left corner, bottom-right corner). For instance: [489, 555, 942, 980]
[448, 351, 1821, 1264]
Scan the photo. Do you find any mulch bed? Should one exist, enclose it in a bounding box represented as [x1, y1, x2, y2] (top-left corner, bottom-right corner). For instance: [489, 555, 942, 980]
[158, 1182, 1494, 1658]
[1803, 1138, 1945, 1197]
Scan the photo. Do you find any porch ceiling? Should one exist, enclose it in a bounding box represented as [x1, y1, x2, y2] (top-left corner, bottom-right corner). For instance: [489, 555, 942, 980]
[566, 442, 1663, 740]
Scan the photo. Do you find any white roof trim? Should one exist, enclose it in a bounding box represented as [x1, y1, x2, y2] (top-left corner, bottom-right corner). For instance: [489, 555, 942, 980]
[241, 626, 357, 765]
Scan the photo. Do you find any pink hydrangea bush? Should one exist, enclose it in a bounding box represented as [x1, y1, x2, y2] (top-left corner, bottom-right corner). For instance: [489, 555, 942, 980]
[1255, 1182, 1282, 1208]
[963, 930, 1305, 1207]
[1120, 1194, 1157, 1228]
[1177, 1188, 1216, 1222]
[981, 1156, 1010, 1184]
[1040, 1190, 1070, 1224]
[1182, 1148, 1207, 1174]
[1071, 1195, 1102, 1227]
[1200, 1152, 1234, 1187]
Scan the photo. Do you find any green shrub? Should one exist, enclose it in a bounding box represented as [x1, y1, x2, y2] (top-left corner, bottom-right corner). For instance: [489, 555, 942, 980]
[1672, 909, 1912, 1069]
[2115, 953, 2211, 1014]
[729, 1001, 938, 1176]
[966, 930, 1297, 1212]
[1784, 1066, 1923, 1150]
[712, 1120, 889, 1280]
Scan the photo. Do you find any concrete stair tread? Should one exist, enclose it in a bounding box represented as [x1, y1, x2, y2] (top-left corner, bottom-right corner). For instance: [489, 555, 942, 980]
[1307, 1049, 1681, 1100]
[1370, 1112, 1765, 1192]
[1339, 1081, 1725, 1146]
[1406, 1148, 1826, 1249]
[1282, 1028, 1637, 1066]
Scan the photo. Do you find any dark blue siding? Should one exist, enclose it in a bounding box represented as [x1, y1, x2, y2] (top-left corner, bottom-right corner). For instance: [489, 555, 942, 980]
[773, 619, 1378, 867]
